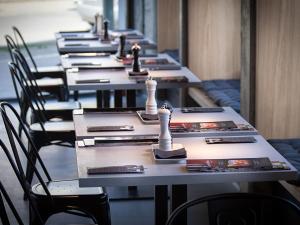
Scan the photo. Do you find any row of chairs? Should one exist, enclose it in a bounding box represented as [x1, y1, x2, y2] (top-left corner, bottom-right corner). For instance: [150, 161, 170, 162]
[2, 27, 111, 224]
[5, 28, 82, 185]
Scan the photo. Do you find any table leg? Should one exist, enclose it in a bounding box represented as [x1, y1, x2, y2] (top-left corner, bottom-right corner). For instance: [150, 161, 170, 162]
[171, 185, 187, 225]
[126, 90, 136, 107]
[179, 87, 187, 107]
[96, 91, 102, 108]
[115, 90, 123, 107]
[155, 185, 168, 225]
[103, 90, 110, 108]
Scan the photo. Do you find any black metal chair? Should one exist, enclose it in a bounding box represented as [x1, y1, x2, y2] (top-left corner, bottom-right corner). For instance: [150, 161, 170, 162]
[5, 34, 67, 101]
[9, 59, 79, 124]
[0, 103, 111, 225]
[12, 26, 66, 81]
[166, 192, 300, 225]
[0, 139, 46, 225]
[7, 66, 76, 184]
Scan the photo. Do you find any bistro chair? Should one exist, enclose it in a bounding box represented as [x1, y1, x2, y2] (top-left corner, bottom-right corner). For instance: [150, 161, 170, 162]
[11, 48, 80, 119]
[166, 192, 300, 225]
[1, 87, 74, 186]
[0, 139, 110, 225]
[12, 26, 66, 80]
[0, 105, 111, 225]
[5, 35, 67, 101]
[9, 61, 79, 124]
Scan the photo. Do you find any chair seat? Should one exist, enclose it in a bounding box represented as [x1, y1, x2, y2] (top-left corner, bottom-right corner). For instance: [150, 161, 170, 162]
[30, 121, 74, 132]
[35, 78, 64, 87]
[42, 101, 80, 111]
[32, 65, 63, 73]
[32, 179, 104, 196]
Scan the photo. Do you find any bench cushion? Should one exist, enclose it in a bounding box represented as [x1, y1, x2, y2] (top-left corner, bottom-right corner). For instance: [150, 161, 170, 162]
[268, 139, 300, 184]
[200, 79, 240, 113]
[160, 49, 180, 63]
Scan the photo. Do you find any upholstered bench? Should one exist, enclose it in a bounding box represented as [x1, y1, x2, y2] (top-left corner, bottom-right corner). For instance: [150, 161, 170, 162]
[189, 79, 241, 113]
[268, 139, 300, 185]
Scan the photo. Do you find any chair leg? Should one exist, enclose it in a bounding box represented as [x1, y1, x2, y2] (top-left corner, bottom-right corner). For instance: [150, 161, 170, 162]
[86, 200, 111, 225]
[73, 91, 79, 101]
[29, 200, 52, 225]
[25, 134, 44, 186]
[58, 86, 66, 101]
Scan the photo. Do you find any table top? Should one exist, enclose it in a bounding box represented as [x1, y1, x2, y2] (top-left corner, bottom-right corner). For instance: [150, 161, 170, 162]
[66, 66, 201, 91]
[56, 37, 157, 54]
[73, 107, 257, 140]
[60, 53, 179, 70]
[76, 135, 297, 187]
[55, 29, 143, 39]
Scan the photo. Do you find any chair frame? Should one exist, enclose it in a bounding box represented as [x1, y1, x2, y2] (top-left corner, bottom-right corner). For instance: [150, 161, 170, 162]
[0, 102, 111, 225]
[166, 192, 300, 225]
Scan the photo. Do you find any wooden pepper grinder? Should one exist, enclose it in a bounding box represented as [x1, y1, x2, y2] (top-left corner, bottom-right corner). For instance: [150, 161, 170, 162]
[103, 20, 109, 41]
[145, 77, 157, 115]
[132, 43, 141, 72]
[116, 34, 126, 60]
[158, 107, 172, 151]
[128, 43, 148, 76]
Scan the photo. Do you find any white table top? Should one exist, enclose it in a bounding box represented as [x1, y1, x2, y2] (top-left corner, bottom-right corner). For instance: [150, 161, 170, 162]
[76, 135, 297, 187]
[60, 53, 179, 69]
[57, 37, 156, 54]
[73, 107, 257, 140]
[66, 66, 201, 91]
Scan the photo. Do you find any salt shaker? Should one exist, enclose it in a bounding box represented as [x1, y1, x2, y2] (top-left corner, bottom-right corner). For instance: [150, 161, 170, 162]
[158, 108, 172, 151]
[145, 77, 157, 115]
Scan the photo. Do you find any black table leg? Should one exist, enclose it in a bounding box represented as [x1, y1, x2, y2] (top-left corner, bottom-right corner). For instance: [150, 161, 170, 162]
[96, 91, 102, 108]
[103, 90, 110, 108]
[115, 90, 123, 107]
[155, 185, 168, 225]
[126, 90, 136, 107]
[171, 185, 187, 225]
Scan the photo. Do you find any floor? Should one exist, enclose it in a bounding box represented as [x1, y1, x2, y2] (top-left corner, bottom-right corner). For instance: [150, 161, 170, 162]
[0, 0, 90, 100]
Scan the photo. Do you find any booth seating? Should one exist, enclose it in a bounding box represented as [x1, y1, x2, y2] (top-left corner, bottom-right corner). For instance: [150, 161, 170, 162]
[268, 139, 300, 185]
[161, 49, 180, 63]
[189, 79, 241, 113]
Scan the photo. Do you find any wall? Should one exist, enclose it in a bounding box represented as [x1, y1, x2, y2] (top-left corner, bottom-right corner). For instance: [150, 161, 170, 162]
[256, 0, 300, 138]
[157, 0, 180, 52]
[188, 0, 241, 80]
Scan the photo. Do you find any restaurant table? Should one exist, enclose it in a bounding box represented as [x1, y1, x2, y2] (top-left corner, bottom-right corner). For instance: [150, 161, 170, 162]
[60, 53, 180, 70]
[73, 107, 257, 140]
[56, 37, 157, 54]
[75, 135, 297, 225]
[66, 66, 201, 107]
[55, 29, 143, 39]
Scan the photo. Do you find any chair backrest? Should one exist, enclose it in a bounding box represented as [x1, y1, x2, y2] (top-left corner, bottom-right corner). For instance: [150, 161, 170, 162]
[4, 35, 18, 64]
[0, 139, 44, 225]
[8, 62, 48, 126]
[12, 26, 39, 74]
[11, 48, 46, 104]
[0, 103, 52, 199]
[166, 192, 300, 225]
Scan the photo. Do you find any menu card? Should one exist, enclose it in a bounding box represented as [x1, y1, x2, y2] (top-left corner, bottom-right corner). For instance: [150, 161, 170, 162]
[186, 157, 289, 172]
